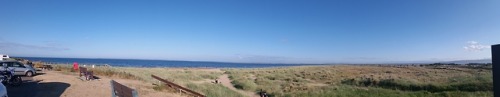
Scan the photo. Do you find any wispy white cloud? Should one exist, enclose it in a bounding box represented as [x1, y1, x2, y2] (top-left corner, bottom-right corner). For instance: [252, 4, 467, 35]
[0, 39, 70, 51]
[463, 41, 489, 51]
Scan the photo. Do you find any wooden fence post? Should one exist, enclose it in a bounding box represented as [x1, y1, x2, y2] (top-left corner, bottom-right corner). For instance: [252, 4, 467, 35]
[151, 75, 205, 97]
[110, 80, 139, 97]
[110, 80, 116, 97]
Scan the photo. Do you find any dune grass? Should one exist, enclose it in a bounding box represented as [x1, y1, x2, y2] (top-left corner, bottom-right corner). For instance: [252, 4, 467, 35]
[54, 65, 241, 97]
[112, 67, 221, 84]
[52, 64, 493, 97]
[114, 67, 246, 97]
[186, 83, 246, 97]
[53, 64, 143, 80]
[224, 65, 493, 97]
[288, 85, 492, 97]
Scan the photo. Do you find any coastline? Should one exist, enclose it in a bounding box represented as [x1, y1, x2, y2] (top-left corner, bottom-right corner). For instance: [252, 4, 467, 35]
[20, 57, 314, 68]
[10, 58, 495, 97]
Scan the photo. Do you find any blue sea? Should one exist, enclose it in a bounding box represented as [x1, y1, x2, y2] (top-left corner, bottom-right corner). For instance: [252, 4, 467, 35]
[18, 57, 317, 68]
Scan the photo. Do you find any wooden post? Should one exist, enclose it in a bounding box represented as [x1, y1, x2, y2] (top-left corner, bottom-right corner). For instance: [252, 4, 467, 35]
[132, 90, 139, 97]
[111, 80, 139, 97]
[151, 75, 205, 97]
[110, 80, 116, 97]
[493, 44, 500, 97]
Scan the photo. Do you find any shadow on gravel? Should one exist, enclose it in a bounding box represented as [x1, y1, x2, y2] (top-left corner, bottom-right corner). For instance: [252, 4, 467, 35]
[34, 73, 46, 76]
[6, 77, 70, 97]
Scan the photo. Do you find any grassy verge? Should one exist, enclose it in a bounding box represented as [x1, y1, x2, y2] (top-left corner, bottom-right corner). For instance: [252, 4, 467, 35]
[53, 65, 142, 80]
[225, 65, 493, 97]
[186, 83, 246, 97]
[54, 65, 243, 97]
[341, 78, 492, 92]
[289, 85, 492, 97]
[114, 67, 245, 97]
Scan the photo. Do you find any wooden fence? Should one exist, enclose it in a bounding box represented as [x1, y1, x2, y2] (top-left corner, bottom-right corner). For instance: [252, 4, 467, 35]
[151, 75, 205, 97]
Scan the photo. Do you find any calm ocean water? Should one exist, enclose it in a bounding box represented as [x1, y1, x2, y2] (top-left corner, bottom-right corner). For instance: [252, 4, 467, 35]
[19, 57, 313, 68]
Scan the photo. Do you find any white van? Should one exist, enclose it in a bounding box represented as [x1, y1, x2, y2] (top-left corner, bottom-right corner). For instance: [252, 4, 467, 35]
[0, 54, 9, 60]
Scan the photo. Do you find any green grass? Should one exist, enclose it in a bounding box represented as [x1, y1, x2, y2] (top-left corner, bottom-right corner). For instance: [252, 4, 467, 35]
[53, 64, 494, 97]
[53, 65, 241, 97]
[112, 67, 222, 84]
[186, 83, 246, 97]
[289, 85, 492, 97]
[52, 65, 142, 80]
[116, 67, 244, 97]
[225, 65, 493, 97]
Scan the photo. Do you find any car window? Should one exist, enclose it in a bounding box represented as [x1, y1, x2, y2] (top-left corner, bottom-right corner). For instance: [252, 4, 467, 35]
[5, 62, 13, 67]
[13, 62, 25, 68]
[0, 63, 5, 67]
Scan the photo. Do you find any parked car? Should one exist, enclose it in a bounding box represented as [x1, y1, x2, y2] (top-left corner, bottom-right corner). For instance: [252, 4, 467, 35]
[0, 82, 7, 97]
[0, 55, 7, 61]
[0, 60, 36, 77]
[0, 55, 8, 59]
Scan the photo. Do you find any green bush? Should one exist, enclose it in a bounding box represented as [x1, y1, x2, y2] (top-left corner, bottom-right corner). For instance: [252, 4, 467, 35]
[231, 79, 257, 91]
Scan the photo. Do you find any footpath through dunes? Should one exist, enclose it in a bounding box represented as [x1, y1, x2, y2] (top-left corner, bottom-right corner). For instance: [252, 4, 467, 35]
[9, 70, 182, 97]
[218, 74, 260, 97]
[183, 68, 258, 97]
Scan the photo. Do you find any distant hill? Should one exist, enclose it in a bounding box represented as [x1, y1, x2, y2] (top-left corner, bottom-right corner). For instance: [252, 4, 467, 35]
[442, 59, 492, 64]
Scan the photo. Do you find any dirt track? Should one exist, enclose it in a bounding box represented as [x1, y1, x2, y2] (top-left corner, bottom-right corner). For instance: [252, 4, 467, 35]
[218, 74, 259, 97]
[6, 69, 261, 97]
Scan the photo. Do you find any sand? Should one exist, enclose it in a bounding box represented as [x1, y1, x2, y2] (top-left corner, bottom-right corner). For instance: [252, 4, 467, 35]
[17, 70, 182, 97]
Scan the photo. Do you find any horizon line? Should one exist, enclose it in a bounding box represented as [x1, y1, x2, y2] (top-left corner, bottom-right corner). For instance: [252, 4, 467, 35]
[12, 56, 492, 65]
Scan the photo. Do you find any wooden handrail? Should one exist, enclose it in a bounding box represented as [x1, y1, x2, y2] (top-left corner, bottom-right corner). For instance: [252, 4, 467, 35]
[151, 75, 205, 97]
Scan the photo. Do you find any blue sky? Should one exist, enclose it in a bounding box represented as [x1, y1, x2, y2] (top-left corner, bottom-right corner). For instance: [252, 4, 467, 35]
[0, 0, 498, 64]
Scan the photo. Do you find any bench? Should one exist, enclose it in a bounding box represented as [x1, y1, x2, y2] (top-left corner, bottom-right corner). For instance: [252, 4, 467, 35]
[151, 75, 205, 97]
[42, 65, 53, 70]
[79, 67, 94, 80]
[111, 80, 138, 97]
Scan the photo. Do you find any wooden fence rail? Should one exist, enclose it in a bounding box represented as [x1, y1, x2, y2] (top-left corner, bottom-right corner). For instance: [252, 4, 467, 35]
[151, 75, 205, 97]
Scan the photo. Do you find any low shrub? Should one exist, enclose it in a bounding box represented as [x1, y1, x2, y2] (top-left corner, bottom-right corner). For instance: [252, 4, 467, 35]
[341, 78, 493, 92]
[186, 83, 245, 97]
[53, 65, 142, 80]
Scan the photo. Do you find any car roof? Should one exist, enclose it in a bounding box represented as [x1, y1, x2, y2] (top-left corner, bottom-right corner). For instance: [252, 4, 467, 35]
[0, 60, 18, 62]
